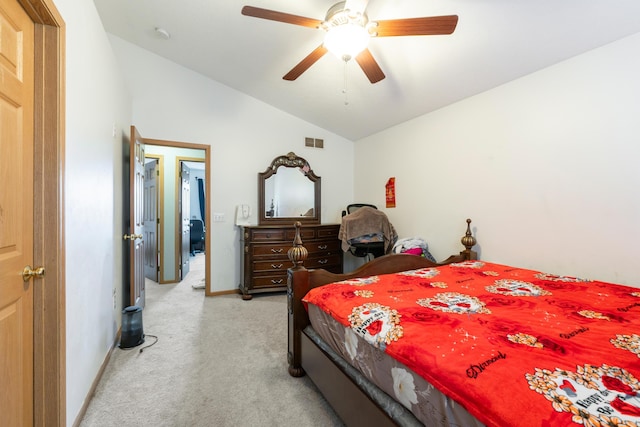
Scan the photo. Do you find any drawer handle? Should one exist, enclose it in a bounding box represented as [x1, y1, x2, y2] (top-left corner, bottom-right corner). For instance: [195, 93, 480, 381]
[271, 264, 283, 269]
[317, 245, 328, 250]
[318, 259, 328, 264]
[271, 279, 284, 284]
[271, 248, 283, 253]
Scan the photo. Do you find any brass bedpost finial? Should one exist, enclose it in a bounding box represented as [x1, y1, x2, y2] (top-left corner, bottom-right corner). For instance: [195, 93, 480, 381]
[288, 221, 308, 269]
[460, 218, 477, 259]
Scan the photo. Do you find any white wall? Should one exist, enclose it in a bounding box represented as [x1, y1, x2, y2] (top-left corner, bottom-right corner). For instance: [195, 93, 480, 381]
[53, 0, 132, 424]
[107, 35, 355, 293]
[355, 33, 640, 287]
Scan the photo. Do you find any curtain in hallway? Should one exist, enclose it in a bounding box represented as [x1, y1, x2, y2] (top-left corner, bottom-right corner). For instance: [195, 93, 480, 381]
[198, 178, 205, 222]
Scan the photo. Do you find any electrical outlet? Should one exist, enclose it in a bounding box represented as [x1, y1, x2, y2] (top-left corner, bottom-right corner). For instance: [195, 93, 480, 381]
[213, 212, 225, 222]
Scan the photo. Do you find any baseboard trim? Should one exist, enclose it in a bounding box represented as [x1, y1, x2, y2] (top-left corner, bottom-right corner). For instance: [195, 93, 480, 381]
[71, 327, 121, 427]
[207, 289, 241, 297]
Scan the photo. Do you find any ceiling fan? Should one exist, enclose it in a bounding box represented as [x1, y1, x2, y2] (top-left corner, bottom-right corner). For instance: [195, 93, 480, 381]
[241, 1, 458, 84]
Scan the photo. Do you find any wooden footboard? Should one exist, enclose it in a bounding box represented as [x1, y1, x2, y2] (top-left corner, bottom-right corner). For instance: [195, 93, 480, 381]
[286, 218, 477, 379]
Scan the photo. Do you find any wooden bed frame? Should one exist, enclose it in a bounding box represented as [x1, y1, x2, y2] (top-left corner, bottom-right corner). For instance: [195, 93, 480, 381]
[286, 219, 478, 426]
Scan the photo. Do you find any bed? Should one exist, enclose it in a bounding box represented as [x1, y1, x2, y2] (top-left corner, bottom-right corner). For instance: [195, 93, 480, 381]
[286, 219, 640, 426]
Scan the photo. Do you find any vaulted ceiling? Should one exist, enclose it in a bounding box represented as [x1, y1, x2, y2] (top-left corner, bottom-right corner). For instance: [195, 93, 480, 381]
[93, 0, 640, 140]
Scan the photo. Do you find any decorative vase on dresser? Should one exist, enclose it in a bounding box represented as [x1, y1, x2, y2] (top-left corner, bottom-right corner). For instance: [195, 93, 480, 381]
[240, 223, 342, 300]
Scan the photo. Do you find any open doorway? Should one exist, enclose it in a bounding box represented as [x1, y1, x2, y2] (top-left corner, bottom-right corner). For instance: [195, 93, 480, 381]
[179, 159, 206, 287]
[141, 139, 210, 295]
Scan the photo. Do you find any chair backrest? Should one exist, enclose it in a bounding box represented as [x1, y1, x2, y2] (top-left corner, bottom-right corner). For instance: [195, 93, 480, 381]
[190, 219, 204, 242]
[340, 204, 386, 259]
[342, 203, 377, 217]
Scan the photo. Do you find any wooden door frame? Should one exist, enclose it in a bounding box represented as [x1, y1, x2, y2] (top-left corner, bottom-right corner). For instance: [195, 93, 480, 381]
[144, 138, 211, 295]
[20, 0, 66, 425]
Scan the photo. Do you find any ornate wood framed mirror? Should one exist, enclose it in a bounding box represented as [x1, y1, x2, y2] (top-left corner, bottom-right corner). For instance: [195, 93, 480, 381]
[258, 152, 321, 225]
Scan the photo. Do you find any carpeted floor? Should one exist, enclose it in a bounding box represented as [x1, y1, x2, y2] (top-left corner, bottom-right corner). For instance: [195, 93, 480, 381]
[79, 253, 344, 426]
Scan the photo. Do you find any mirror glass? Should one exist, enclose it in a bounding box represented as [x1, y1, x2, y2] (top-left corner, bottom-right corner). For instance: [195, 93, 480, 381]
[258, 152, 320, 225]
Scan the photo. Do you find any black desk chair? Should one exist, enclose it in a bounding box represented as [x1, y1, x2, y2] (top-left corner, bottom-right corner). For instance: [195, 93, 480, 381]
[341, 204, 386, 260]
[190, 219, 205, 255]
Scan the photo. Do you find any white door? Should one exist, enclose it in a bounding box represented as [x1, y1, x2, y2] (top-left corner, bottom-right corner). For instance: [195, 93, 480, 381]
[180, 162, 191, 279]
[144, 159, 159, 281]
[128, 126, 146, 308]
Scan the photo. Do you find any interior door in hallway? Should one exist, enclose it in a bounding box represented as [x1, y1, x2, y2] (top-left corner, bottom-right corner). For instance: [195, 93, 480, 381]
[180, 162, 191, 279]
[0, 0, 35, 423]
[144, 159, 158, 281]
[128, 126, 146, 308]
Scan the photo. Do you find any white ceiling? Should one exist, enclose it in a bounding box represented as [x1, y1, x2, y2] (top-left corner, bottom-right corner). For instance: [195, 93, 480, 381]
[93, 0, 640, 140]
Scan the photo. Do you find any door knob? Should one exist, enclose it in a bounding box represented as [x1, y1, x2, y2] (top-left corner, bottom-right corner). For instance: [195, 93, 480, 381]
[123, 233, 143, 240]
[22, 265, 45, 282]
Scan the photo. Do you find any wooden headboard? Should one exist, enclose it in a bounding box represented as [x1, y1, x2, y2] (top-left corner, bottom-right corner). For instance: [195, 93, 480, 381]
[286, 218, 477, 376]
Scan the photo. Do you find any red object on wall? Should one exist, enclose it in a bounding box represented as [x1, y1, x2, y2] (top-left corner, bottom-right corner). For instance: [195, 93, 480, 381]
[386, 177, 396, 208]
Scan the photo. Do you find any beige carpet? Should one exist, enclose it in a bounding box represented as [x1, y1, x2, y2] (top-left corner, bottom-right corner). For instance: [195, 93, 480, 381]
[79, 253, 343, 426]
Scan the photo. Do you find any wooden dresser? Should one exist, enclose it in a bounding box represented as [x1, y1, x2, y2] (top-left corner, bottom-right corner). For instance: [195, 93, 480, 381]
[240, 224, 342, 300]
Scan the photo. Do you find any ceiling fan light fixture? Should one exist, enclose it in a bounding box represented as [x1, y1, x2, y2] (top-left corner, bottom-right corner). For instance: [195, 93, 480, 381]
[324, 23, 370, 61]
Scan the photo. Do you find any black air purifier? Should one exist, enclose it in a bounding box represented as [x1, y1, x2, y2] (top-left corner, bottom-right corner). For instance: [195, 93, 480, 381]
[120, 305, 145, 349]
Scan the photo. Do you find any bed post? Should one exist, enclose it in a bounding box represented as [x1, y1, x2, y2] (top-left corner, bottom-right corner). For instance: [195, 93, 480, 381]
[287, 221, 310, 377]
[461, 218, 478, 260]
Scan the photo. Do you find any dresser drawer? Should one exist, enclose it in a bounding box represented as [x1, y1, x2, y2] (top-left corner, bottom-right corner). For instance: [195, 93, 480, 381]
[253, 259, 291, 273]
[317, 227, 340, 239]
[306, 254, 342, 269]
[248, 229, 286, 241]
[249, 240, 340, 259]
[251, 243, 290, 257]
[284, 228, 315, 241]
[305, 240, 341, 255]
[251, 273, 288, 288]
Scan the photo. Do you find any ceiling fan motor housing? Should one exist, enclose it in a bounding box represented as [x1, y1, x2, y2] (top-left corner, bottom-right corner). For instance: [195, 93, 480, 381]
[323, 1, 368, 30]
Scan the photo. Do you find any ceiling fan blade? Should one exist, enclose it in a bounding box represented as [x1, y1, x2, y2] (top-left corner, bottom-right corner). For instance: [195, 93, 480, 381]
[283, 45, 328, 81]
[241, 6, 323, 28]
[355, 49, 385, 84]
[372, 15, 458, 37]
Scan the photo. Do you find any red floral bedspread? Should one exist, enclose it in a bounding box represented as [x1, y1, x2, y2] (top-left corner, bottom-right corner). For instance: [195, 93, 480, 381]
[303, 261, 640, 427]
